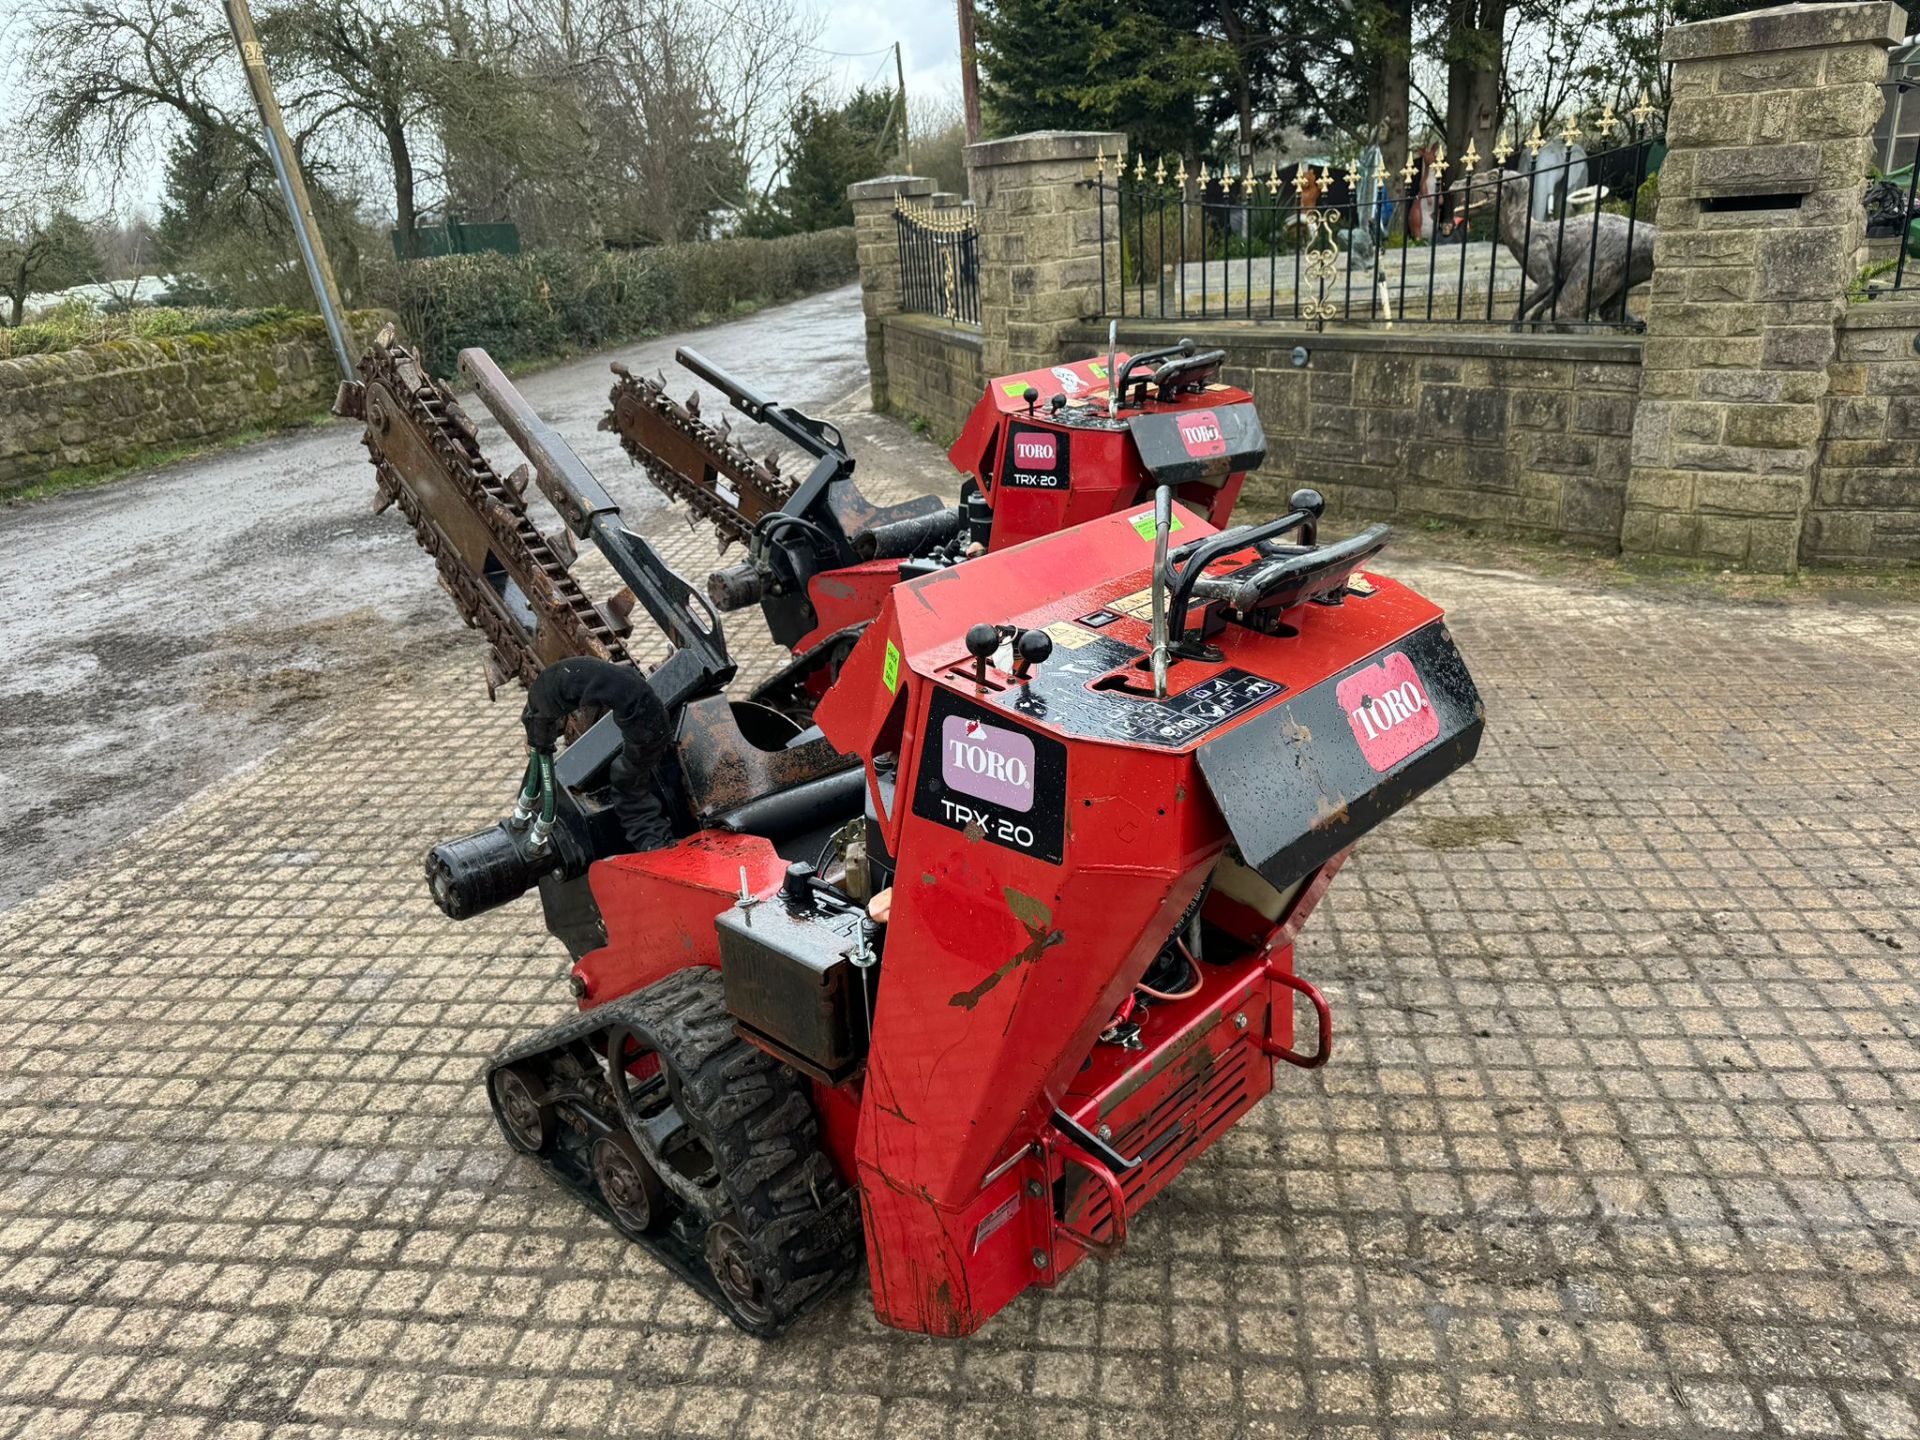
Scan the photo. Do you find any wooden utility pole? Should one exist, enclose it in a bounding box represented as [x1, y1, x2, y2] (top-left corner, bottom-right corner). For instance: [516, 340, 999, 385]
[957, 0, 982, 146]
[894, 42, 912, 172]
[223, 0, 356, 383]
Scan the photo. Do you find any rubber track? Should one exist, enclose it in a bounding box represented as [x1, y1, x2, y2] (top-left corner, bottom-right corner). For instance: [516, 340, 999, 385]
[483, 971, 862, 1333]
[627, 970, 863, 1324]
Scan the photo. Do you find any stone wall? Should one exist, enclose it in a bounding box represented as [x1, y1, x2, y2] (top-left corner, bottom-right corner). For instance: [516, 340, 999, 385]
[847, 176, 936, 413]
[875, 313, 986, 445]
[964, 131, 1123, 378]
[0, 312, 387, 493]
[1623, 0, 1905, 570]
[1063, 323, 1643, 543]
[850, 46, 1920, 569]
[1804, 297, 1920, 562]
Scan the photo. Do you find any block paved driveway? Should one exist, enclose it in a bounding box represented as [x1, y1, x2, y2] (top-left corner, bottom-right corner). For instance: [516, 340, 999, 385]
[1, 411, 1917, 1438]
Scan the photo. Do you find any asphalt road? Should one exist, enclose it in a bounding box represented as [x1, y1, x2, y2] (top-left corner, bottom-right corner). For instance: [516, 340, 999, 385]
[0, 284, 877, 912]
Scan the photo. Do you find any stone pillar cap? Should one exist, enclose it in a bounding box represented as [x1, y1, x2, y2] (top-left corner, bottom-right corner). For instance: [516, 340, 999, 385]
[1662, 0, 1906, 61]
[847, 174, 936, 202]
[964, 130, 1128, 169]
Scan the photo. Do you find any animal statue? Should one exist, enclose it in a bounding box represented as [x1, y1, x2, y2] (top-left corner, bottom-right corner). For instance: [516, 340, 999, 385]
[1455, 166, 1657, 327]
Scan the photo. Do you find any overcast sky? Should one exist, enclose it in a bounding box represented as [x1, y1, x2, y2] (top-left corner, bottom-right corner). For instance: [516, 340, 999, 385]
[813, 0, 965, 127]
[0, 0, 969, 217]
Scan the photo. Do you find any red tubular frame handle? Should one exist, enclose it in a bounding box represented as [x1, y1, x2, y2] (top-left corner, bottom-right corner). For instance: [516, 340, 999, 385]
[1263, 967, 1333, 1069]
[1050, 1136, 1130, 1260]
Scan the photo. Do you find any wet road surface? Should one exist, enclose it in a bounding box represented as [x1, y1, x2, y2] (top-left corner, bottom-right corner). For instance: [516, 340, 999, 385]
[0, 284, 882, 911]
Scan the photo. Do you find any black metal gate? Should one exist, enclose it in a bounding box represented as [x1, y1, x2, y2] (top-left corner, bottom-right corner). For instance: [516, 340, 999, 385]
[1095, 97, 1666, 332]
[894, 198, 981, 327]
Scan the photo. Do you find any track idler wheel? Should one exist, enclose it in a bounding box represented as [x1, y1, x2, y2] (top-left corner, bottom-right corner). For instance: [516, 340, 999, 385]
[489, 1063, 556, 1154]
[705, 1217, 775, 1329]
[591, 1131, 667, 1238]
[605, 969, 862, 1332]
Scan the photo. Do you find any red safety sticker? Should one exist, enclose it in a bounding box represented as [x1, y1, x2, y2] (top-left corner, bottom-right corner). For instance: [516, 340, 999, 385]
[1336, 651, 1438, 771]
[1012, 431, 1059, 470]
[1176, 409, 1227, 459]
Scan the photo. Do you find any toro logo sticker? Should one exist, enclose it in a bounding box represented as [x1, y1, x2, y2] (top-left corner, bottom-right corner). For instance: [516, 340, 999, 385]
[1336, 651, 1438, 771]
[1000, 421, 1070, 490]
[913, 690, 1067, 862]
[1012, 431, 1058, 472]
[942, 716, 1034, 813]
[1176, 409, 1228, 459]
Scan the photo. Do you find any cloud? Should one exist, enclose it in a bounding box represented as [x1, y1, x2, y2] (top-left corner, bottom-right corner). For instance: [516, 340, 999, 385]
[815, 0, 961, 117]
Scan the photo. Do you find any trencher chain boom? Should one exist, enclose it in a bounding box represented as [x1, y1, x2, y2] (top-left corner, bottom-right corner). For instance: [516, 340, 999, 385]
[342, 327, 1484, 1336]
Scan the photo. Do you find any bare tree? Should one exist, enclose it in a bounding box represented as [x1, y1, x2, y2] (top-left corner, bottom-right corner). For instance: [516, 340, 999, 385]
[22, 0, 824, 263]
[505, 0, 824, 242]
[26, 0, 271, 191]
[0, 142, 96, 324]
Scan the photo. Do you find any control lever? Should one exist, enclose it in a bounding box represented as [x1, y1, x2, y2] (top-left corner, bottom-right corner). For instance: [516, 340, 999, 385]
[964, 622, 1003, 685]
[1011, 629, 1052, 682]
[1149, 484, 1173, 699]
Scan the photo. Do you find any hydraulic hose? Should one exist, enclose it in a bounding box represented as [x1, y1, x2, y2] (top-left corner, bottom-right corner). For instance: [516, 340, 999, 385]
[523, 657, 675, 851]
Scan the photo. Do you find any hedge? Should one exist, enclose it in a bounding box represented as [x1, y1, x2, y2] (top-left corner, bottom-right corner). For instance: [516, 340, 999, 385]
[367, 227, 857, 377]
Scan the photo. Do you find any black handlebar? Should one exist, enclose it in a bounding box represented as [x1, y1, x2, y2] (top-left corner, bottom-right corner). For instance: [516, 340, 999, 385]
[1111, 339, 1194, 402]
[1150, 348, 1228, 397]
[1188, 525, 1392, 615]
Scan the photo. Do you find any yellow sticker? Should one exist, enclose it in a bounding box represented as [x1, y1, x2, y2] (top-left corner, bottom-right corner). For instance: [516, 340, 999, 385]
[1110, 588, 1156, 618]
[882, 641, 901, 693]
[1044, 620, 1095, 651]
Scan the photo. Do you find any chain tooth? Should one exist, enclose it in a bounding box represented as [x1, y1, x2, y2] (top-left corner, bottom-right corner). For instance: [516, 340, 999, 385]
[607, 373, 797, 548]
[358, 338, 634, 687]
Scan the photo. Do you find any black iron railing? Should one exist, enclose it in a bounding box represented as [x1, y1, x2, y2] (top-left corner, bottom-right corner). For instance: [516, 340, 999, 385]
[1095, 103, 1666, 332]
[895, 198, 981, 327]
[1865, 166, 1919, 293]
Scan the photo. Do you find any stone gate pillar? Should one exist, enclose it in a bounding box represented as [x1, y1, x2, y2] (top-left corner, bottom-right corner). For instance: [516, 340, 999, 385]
[1623, 0, 1905, 571]
[848, 174, 936, 412]
[964, 131, 1125, 377]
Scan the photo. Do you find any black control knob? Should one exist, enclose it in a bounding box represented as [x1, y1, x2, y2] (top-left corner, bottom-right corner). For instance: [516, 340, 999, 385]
[1290, 487, 1327, 519]
[1049, 394, 1066, 414]
[1022, 386, 1039, 413]
[1012, 628, 1053, 681]
[964, 622, 1002, 685]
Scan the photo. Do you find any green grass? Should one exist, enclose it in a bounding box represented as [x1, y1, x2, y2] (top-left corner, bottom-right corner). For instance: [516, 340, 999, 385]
[0, 302, 298, 360]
